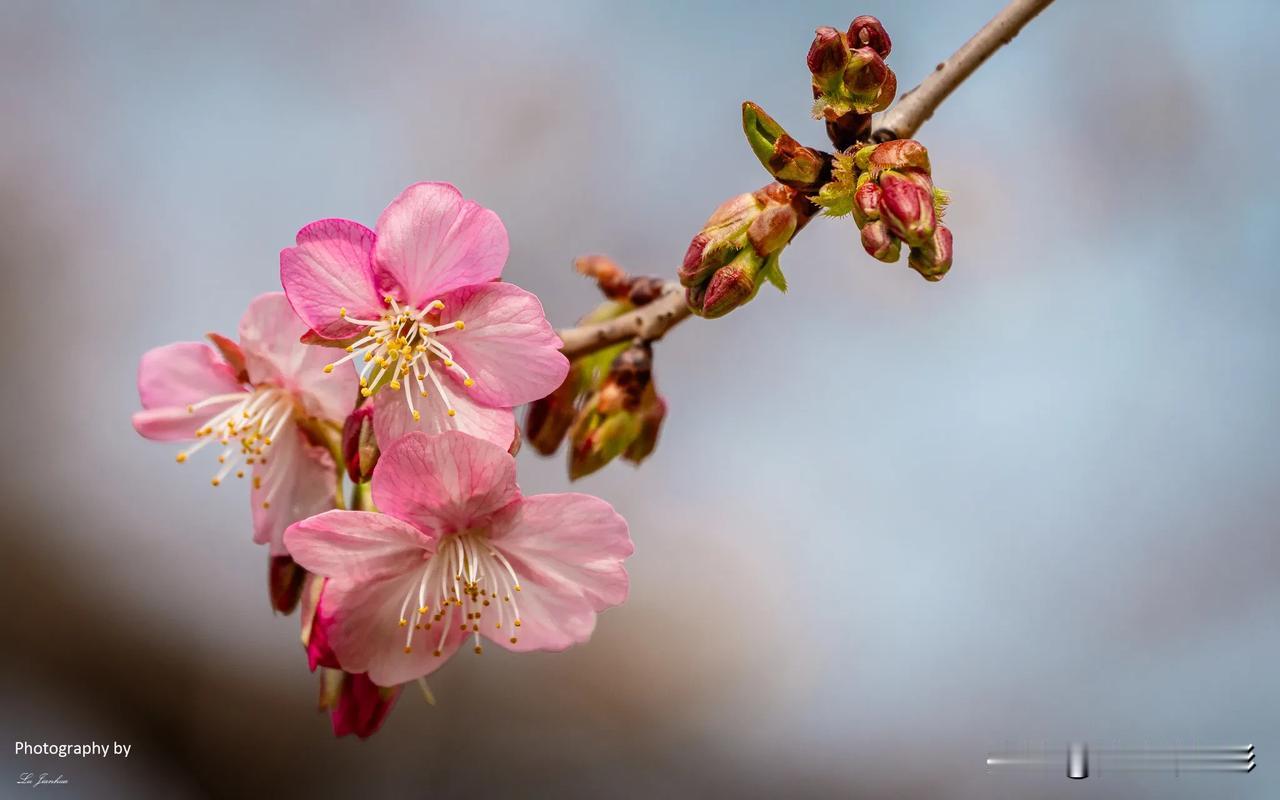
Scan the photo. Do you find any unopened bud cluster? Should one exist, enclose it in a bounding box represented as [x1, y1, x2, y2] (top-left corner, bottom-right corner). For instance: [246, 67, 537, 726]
[809, 16, 897, 147]
[568, 342, 665, 480]
[527, 259, 669, 478]
[680, 183, 808, 318]
[849, 139, 953, 281]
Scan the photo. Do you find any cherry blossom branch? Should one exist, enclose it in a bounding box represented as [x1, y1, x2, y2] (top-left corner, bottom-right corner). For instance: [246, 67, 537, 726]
[558, 282, 689, 359]
[555, 0, 1054, 360]
[873, 0, 1056, 140]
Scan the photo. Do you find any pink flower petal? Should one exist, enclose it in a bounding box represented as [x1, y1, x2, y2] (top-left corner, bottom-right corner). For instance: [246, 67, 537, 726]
[434, 282, 570, 407]
[483, 581, 599, 653]
[132, 404, 234, 442]
[491, 493, 633, 610]
[238, 292, 357, 421]
[371, 183, 508, 307]
[371, 382, 515, 451]
[133, 341, 246, 441]
[253, 423, 343, 555]
[372, 431, 519, 535]
[283, 509, 434, 584]
[136, 341, 245, 410]
[280, 218, 381, 340]
[322, 573, 468, 686]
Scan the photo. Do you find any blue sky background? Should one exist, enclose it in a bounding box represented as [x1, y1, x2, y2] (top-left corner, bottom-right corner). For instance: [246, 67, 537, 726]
[2, 1, 1278, 797]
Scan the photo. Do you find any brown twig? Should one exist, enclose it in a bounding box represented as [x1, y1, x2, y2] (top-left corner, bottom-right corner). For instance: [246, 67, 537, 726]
[874, 0, 1055, 140]
[555, 0, 1055, 359]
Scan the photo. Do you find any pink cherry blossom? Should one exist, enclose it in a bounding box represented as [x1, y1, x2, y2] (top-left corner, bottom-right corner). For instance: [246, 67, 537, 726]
[132, 292, 357, 554]
[283, 430, 633, 687]
[279, 182, 569, 451]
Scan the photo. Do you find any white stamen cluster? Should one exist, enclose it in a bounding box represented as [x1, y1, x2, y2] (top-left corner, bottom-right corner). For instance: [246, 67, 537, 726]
[323, 296, 476, 422]
[396, 533, 525, 657]
[176, 386, 296, 507]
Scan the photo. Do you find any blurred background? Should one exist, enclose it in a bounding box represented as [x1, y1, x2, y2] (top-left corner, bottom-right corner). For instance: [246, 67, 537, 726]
[3, 1, 1279, 797]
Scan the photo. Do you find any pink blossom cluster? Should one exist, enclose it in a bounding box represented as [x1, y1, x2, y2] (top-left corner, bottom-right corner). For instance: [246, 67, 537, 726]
[134, 183, 634, 738]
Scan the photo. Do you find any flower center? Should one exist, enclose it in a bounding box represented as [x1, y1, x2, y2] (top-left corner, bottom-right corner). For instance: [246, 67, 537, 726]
[396, 532, 525, 657]
[175, 385, 296, 507]
[323, 295, 476, 422]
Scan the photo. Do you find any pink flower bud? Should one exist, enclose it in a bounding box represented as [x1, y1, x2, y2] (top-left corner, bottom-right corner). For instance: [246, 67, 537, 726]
[860, 220, 901, 263]
[340, 404, 378, 483]
[843, 47, 888, 96]
[747, 202, 799, 257]
[848, 15, 891, 58]
[681, 193, 762, 289]
[700, 250, 764, 319]
[268, 555, 306, 614]
[908, 224, 954, 282]
[807, 26, 848, 82]
[853, 180, 882, 225]
[327, 672, 402, 740]
[878, 171, 936, 248]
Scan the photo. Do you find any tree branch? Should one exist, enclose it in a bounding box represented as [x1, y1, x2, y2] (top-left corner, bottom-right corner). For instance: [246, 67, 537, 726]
[556, 0, 1054, 360]
[874, 0, 1055, 140]
[558, 282, 689, 360]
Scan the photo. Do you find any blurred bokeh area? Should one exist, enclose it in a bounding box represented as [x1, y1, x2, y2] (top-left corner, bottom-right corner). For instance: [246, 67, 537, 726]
[3, 1, 1279, 797]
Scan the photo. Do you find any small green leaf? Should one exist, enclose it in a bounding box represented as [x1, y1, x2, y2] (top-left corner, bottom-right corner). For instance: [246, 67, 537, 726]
[763, 257, 788, 293]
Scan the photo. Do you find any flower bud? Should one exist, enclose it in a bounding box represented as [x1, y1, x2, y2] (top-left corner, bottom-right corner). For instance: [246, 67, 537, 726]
[624, 389, 666, 465]
[742, 102, 827, 190]
[853, 180, 882, 226]
[868, 138, 931, 175]
[328, 672, 402, 740]
[848, 15, 891, 58]
[340, 404, 378, 483]
[860, 220, 901, 263]
[747, 202, 799, 257]
[700, 249, 765, 319]
[268, 555, 306, 615]
[680, 193, 760, 288]
[807, 26, 848, 82]
[908, 224, 953, 282]
[843, 47, 887, 94]
[568, 343, 655, 479]
[838, 45, 894, 114]
[525, 365, 582, 455]
[878, 170, 936, 247]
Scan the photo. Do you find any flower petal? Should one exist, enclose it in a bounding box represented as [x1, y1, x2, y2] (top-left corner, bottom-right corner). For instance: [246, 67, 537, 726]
[283, 508, 434, 584]
[280, 218, 381, 340]
[253, 424, 343, 555]
[238, 292, 358, 421]
[136, 341, 244, 410]
[491, 493, 633, 610]
[133, 341, 246, 441]
[371, 431, 518, 535]
[371, 182, 508, 307]
[434, 282, 570, 407]
[483, 581, 599, 653]
[132, 404, 235, 442]
[322, 573, 468, 686]
[371, 383, 515, 451]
